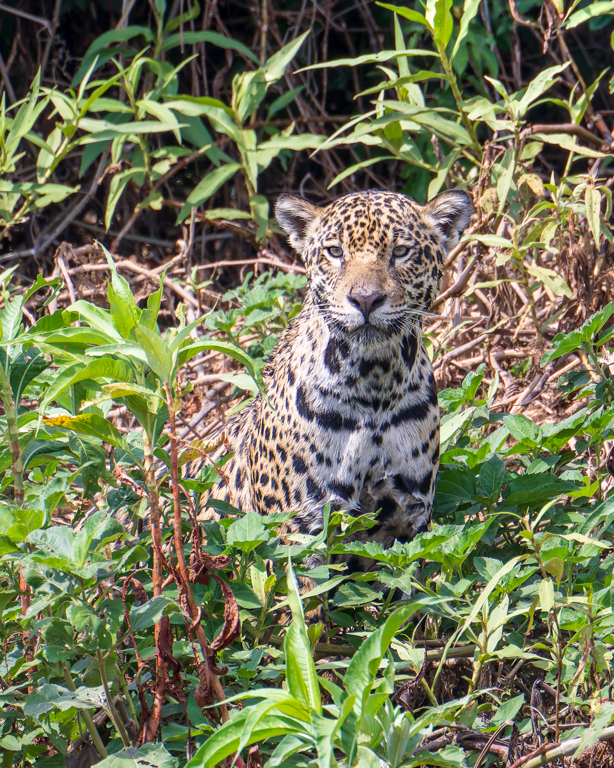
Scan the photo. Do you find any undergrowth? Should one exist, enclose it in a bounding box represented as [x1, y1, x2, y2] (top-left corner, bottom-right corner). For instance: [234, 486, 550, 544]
[3, 260, 614, 768]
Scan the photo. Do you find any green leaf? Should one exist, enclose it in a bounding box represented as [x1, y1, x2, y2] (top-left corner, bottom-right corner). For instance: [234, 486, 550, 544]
[41, 358, 133, 413]
[204, 208, 252, 221]
[23, 684, 106, 718]
[516, 64, 570, 118]
[496, 148, 514, 213]
[565, 0, 614, 28]
[64, 301, 121, 338]
[586, 187, 602, 246]
[502, 474, 579, 508]
[186, 162, 241, 207]
[376, 4, 430, 27]
[541, 328, 584, 366]
[43, 413, 129, 452]
[104, 248, 142, 336]
[134, 326, 173, 384]
[226, 513, 268, 553]
[345, 604, 416, 717]
[526, 265, 572, 299]
[299, 48, 438, 72]
[328, 155, 396, 188]
[186, 711, 305, 768]
[426, 0, 454, 52]
[72, 26, 154, 85]
[105, 168, 144, 230]
[263, 30, 310, 84]
[258, 134, 325, 152]
[477, 455, 506, 497]
[451, 0, 481, 61]
[2, 508, 44, 544]
[160, 31, 259, 62]
[249, 194, 269, 241]
[502, 414, 540, 445]
[129, 596, 179, 633]
[177, 339, 261, 390]
[539, 577, 555, 613]
[463, 234, 514, 249]
[491, 694, 524, 727]
[284, 560, 322, 715]
[93, 744, 179, 768]
[530, 131, 605, 159]
[9, 348, 50, 401]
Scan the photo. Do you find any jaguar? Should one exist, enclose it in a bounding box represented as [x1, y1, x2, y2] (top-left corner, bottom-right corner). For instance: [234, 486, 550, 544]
[195, 188, 472, 568]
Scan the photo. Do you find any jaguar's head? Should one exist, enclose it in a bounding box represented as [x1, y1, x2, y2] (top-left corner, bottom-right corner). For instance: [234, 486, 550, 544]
[276, 189, 472, 339]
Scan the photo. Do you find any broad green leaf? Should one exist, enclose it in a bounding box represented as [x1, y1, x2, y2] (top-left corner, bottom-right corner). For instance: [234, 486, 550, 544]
[204, 207, 252, 220]
[129, 596, 179, 632]
[502, 414, 540, 445]
[539, 577, 555, 613]
[186, 711, 306, 768]
[503, 474, 579, 508]
[258, 133, 325, 152]
[285, 560, 322, 715]
[64, 301, 121, 338]
[134, 326, 173, 384]
[226, 513, 268, 552]
[23, 684, 106, 718]
[177, 339, 261, 388]
[526, 265, 572, 299]
[313, 696, 355, 768]
[477, 455, 505, 497]
[43, 413, 129, 452]
[41, 358, 133, 412]
[425, 0, 454, 52]
[92, 744, 178, 768]
[249, 194, 269, 241]
[540, 328, 584, 366]
[9, 348, 50, 401]
[344, 603, 417, 717]
[491, 694, 524, 727]
[328, 155, 396, 188]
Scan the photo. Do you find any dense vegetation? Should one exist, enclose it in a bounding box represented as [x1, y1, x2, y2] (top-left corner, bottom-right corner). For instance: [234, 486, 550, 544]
[3, 0, 614, 766]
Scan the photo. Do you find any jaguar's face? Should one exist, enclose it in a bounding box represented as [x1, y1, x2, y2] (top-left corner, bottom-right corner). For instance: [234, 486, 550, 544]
[276, 189, 472, 339]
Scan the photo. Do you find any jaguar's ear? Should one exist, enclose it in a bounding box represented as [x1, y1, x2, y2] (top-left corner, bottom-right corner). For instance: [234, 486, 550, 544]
[423, 189, 473, 251]
[275, 194, 321, 253]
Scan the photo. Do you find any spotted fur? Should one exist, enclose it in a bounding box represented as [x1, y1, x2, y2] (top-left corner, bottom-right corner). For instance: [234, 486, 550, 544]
[195, 189, 472, 567]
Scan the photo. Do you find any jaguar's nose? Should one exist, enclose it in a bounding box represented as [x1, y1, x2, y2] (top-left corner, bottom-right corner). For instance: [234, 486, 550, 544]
[348, 287, 387, 320]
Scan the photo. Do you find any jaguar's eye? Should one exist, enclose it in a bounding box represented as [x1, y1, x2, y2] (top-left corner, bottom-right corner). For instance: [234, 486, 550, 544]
[393, 245, 410, 258]
[327, 246, 343, 258]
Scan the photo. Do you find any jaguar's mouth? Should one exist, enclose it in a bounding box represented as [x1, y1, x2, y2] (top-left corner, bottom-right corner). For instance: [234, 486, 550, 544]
[348, 322, 390, 341]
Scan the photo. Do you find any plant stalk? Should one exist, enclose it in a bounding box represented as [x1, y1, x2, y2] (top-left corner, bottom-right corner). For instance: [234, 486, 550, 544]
[164, 383, 230, 723]
[62, 662, 108, 758]
[0, 371, 24, 505]
[97, 650, 131, 748]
